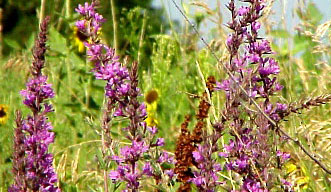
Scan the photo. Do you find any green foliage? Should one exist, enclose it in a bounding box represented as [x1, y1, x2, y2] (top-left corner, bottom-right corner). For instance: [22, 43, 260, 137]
[297, 2, 323, 25]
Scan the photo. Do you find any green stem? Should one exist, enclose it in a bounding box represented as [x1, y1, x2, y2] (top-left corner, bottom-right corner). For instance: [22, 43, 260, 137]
[0, 8, 3, 58]
[110, 0, 119, 55]
[39, 0, 46, 27]
[137, 11, 147, 66]
[65, 0, 71, 18]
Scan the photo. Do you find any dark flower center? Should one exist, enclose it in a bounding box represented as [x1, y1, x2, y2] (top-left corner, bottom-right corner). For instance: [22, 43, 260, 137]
[145, 90, 158, 104]
[76, 30, 88, 42]
[0, 109, 6, 117]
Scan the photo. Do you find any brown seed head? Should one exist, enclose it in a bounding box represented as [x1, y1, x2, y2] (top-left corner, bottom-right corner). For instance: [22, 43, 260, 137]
[145, 89, 159, 104]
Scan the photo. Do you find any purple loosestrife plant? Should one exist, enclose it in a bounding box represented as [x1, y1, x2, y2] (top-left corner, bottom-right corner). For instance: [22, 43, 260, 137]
[9, 17, 60, 192]
[182, 77, 225, 192]
[10, 111, 28, 191]
[75, 2, 130, 190]
[190, 135, 223, 192]
[76, 1, 172, 191]
[214, 0, 292, 191]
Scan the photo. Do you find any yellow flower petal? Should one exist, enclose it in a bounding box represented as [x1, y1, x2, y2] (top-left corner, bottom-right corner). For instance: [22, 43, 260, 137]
[285, 163, 297, 174]
[78, 41, 85, 53]
[147, 102, 157, 112]
[0, 104, 9, 125]
[145, 116, 158, 127]
[296, 176, 309, 185]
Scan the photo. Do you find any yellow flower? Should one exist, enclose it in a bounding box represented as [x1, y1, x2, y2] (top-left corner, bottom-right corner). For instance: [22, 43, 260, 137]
[147, 102, 157, 112]
[0, 104, 9, 125]
[72, 27, 87, 53]
[145, 114, 158, 127]
[285, 163, 297, 174]
[145, 89, 159, 127]
[285, 161, 310, 190]
[296, 176, 309, 190]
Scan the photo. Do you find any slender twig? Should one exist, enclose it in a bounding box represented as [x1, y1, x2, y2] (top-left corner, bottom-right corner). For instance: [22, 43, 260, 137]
[195, 61, 236, 189]
[0, 8, 3, 58]
[54, 140, 102, 156]
[39, 0, 46, 26]
[171, 0, 331, 175]
[54, 140, 135, 156]
[110, 0, 119, 55]
[103, 161, 109, 192]
[278, 128, 331, 174]
[65, 0, 71, 18]
[195, 61, 217, 122]
[56, 5, 65, 31]
[137, 11, 147, 66]
[101, 130, 109, 192]
[100, 95, 115, 192]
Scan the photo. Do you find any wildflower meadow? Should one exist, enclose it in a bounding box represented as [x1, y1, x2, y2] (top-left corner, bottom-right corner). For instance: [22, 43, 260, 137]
[0, 0, 330, 191]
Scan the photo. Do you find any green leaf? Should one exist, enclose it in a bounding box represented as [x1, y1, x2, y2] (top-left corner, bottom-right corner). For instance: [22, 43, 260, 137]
[307, 2, 323, 24]
[95, 148, 106, 169]
[161, 162, 173, 169]
[48, 27, 68, 53]
[25, 33, 36, 49]
[4, 38, 21, 50]
[69, 52, 85, 70]
[292, 34, 310, 55]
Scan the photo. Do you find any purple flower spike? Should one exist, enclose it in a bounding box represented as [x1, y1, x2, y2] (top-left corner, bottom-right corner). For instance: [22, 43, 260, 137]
[10, 17, 60, 192]
[142, 162, 153, 176]
[75, 2, 95, 16]
[277, 150, 291, 163]
[165, 169, 174, 177]
[252, 21, 261, 31]
[158, 151, 174, 164]
[276, 103, 288, 111]
[148, 126, 158, 134]
[109, 170, 121, 180]
[219, 152, 229, 158]
[238, 6, 250, 16]
[75, 20, 86, 30]
[259, 58, 280, 76]
[189, 143, 222, 191]
[20, 76, 55, 109]
[155, 138, 165, 147]
[215, 0, 291, 190]
[76, 1, 173, 190]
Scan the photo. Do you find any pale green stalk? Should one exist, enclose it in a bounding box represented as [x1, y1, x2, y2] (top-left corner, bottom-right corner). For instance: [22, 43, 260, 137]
[39, 0, 46, 27]
[110, 0, 119, 55]
[137, 11, 147, 66]
[0, 8, 3, 59]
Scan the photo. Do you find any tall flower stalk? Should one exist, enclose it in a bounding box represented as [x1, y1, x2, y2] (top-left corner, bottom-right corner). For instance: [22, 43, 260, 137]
[174, 76, 223, 192]
[76, 1, 172, 191]
[10, 16, 60, 192]
[189, 77, 224, 192]
[214, 0, 291, 191]
[172, 1, 330, 191]
[75, 1, 129, 190]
